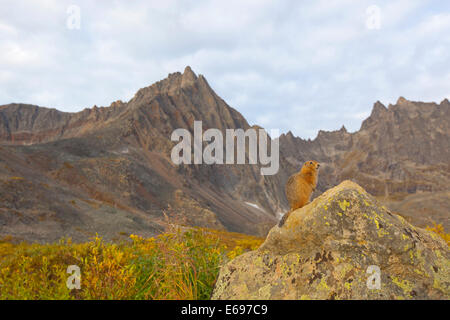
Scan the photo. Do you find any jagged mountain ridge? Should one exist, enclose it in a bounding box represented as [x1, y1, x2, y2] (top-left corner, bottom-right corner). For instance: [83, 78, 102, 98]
[0, 67, 448, 242]
[279, 97, 450, 229]
[0, 67, 291, 242]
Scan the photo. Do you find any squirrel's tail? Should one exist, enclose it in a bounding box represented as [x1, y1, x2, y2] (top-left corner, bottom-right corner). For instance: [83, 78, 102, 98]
[278, 211, 291, 227]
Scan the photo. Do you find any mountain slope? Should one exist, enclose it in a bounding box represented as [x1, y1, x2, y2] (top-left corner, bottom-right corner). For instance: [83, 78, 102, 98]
[0, 67, 448, 242]
[0, 67, 290, 242]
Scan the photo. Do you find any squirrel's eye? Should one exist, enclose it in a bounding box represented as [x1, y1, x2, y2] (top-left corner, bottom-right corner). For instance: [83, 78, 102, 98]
[309, 161, 313, 165]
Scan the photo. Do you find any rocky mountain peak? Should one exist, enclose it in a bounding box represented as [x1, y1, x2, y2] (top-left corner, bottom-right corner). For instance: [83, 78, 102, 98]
[182, 66, 197, 82]
[130, 66, 213, 107]
[372, 100, 388, 115]
[360, 100, 388, 130]
[181, 65, 197, 85]
[285, 131, 295, 139]
[316, 125, 350, 140]
[396, 96, 408, 105]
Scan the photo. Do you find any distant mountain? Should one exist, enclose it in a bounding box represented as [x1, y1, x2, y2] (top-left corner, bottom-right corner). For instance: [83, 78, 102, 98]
[0, 67, 448, 242]
[279, 97, 450, 229]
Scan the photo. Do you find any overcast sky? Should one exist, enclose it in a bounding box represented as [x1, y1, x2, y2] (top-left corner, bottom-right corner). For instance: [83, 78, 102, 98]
[1, 0, 449, 138]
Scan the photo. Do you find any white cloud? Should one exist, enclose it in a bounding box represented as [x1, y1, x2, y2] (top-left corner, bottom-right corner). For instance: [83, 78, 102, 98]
[0, 0, 449, 138]
[417, 13, 450, 35]
[0, 22, 17, 35]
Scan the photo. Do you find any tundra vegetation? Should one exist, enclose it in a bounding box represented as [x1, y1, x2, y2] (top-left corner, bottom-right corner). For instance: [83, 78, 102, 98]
[0, 228, 262, 299]
[0, 222, 447, 300]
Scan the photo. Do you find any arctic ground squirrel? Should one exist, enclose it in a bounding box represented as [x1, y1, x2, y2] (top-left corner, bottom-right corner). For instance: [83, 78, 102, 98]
[279, 160, 320, 227]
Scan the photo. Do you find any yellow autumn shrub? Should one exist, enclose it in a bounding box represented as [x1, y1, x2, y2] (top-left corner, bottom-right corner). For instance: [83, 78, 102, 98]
[426, 223, 450, 246]
[0, 228, 263, 300]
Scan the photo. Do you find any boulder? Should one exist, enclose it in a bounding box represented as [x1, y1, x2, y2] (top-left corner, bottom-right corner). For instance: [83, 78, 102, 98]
[212, 180, 449, 299]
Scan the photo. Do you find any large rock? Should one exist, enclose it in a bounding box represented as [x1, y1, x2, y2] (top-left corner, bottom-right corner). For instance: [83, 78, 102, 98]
[212, 181, 450, 300]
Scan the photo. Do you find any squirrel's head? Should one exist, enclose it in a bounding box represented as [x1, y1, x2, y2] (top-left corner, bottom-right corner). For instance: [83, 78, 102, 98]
[301, 160, 320, 173]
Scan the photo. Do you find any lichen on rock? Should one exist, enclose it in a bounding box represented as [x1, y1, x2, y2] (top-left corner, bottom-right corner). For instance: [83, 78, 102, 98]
[211, 180, 450, 300]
